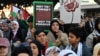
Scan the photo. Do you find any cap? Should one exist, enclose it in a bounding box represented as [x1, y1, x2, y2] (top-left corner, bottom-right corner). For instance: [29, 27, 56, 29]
[0, 38, 10, 47]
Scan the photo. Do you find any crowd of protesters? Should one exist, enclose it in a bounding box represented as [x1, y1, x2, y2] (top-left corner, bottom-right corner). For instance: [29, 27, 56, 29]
[0, 4, 100, 56]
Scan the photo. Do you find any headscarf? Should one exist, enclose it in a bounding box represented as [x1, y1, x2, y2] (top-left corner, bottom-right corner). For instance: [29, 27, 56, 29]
[95, 18, 100, 33]
[50, 20, 60, 39]
[11, 20, 19, 36]
[11, 20, 19, 31]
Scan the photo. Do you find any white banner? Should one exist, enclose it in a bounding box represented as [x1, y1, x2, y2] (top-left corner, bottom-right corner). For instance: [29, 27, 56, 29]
[60, 0, 81, 23]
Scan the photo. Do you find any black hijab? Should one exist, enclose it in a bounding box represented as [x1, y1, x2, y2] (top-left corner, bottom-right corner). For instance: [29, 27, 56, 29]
[50, 20, 61, 39]
[95, 18, 100, 33]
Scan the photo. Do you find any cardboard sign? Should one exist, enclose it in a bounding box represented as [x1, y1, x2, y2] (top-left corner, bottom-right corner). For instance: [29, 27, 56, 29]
[60, 0, 81, 23]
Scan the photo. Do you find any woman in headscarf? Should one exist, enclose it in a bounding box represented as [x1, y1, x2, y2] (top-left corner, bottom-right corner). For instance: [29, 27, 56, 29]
[10, 20, 25, 49]
[11, 20, 24, 43]
[47, 20, 69, 49]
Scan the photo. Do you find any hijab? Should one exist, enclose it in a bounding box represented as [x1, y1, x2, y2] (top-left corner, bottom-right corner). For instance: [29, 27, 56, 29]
[11, 21, 19, 36]
[95, 18, 100, 33]
[50, 20, 60, 39]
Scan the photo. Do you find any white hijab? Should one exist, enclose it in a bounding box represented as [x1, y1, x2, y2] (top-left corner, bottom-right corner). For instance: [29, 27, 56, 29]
[11, 20, 19, 36]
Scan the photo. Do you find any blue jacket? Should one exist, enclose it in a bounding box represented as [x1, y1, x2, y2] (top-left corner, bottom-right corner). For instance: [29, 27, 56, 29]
[82, 43, 92, 56]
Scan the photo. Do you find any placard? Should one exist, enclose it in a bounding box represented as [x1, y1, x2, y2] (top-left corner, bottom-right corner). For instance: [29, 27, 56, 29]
[60, 0, 81, 23]
[33, 1, 53, 32]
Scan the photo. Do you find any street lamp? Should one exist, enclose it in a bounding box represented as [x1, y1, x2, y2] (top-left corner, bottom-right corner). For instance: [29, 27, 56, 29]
[94, 0, 100, 5]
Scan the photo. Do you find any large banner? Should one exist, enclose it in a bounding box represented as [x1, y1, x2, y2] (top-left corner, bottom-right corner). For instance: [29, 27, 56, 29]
[33, 1, 53, 32]
[60, 0, 81, 23]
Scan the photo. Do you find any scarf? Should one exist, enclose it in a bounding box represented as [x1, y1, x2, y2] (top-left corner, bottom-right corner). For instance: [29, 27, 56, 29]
[66, 42, 82, 56]
[11, 21, 19, 38]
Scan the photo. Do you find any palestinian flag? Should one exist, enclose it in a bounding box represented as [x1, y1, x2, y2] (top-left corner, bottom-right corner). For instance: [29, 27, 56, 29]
[11, 5, 20, 18]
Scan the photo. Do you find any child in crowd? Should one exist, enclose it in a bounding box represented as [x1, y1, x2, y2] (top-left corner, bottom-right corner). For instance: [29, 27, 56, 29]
[66, 27, 92, 56]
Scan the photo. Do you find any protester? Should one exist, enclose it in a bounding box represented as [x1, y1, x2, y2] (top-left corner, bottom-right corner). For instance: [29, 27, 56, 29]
[86, 18, 100, 52]
[11, 45, 32, 56]
[66, 27, 92, 56]
[34, 30, 48, 55]
[0, 38, 11, 56]
[30, 40, 43, 56]
[85, 16, 94, 35]
[26, 16, 35, 39]
[10, 20, 24, 43]
[47, 20, 69, 49]
[78, 20, 88, 42]
[2, 22, 13, 41]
